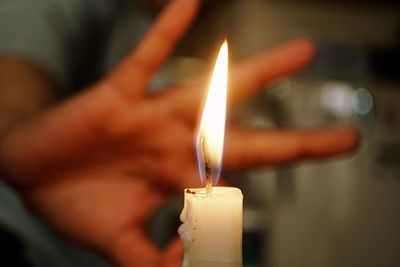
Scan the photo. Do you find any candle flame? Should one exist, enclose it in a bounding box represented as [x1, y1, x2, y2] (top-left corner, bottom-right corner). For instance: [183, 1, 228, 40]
[196, 40, 228, 189]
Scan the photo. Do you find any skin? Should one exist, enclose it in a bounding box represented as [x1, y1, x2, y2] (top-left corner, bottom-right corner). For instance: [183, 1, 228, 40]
[0, 0, 358, 266]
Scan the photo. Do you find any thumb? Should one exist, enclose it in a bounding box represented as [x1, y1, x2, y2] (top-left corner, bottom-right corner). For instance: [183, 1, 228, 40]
[105, 0, 200, 99]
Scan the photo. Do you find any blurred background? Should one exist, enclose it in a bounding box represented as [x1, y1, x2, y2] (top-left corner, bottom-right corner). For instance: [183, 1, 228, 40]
[0, 0, 399, 266]
[168, 0, 400, 266]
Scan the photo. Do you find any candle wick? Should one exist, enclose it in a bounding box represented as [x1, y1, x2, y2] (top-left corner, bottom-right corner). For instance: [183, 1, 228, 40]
[205, 179, 212, 197]
[205, 161, 213, 197]
[201, 136, 213, 197]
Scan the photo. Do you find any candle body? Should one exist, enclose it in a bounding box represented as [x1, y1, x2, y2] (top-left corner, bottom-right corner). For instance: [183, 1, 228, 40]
[179, 187, 243, 267]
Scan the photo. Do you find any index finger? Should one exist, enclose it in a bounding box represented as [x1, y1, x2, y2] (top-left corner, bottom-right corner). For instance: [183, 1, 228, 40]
[166, 39, 315, 120]
[230, 38, 315, 101]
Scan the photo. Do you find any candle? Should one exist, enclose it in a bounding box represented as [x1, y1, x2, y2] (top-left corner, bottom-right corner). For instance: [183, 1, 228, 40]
[179, 187, 243, 267]
[178, 41, 243, 266]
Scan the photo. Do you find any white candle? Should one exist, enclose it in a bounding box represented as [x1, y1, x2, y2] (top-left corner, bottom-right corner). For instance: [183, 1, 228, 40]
[178, 187, 243, 267]
[178, 40, 243, 266]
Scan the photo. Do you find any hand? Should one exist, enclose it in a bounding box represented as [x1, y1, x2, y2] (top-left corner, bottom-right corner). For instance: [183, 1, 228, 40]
[0, 0, 358, 266]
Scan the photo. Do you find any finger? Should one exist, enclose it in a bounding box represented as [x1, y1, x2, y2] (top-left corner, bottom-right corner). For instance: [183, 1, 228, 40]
[229, 38, 315, 102]
[165, 39, 315, 120]
[105, 0, 200, 98]
[162, 237, 183, 267]
[224, 127, 359, 168]
[107, 230, 162, 267]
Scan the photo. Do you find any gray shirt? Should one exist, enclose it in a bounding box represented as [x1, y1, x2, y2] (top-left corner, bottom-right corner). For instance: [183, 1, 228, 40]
[0, 0, 153, 93]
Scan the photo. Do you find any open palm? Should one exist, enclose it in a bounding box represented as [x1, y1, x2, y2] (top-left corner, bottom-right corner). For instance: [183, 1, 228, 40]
[0, 0, 358, 266]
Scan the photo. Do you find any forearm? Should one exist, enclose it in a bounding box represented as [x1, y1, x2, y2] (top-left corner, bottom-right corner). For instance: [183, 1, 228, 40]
[0, 57, 57, 137]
